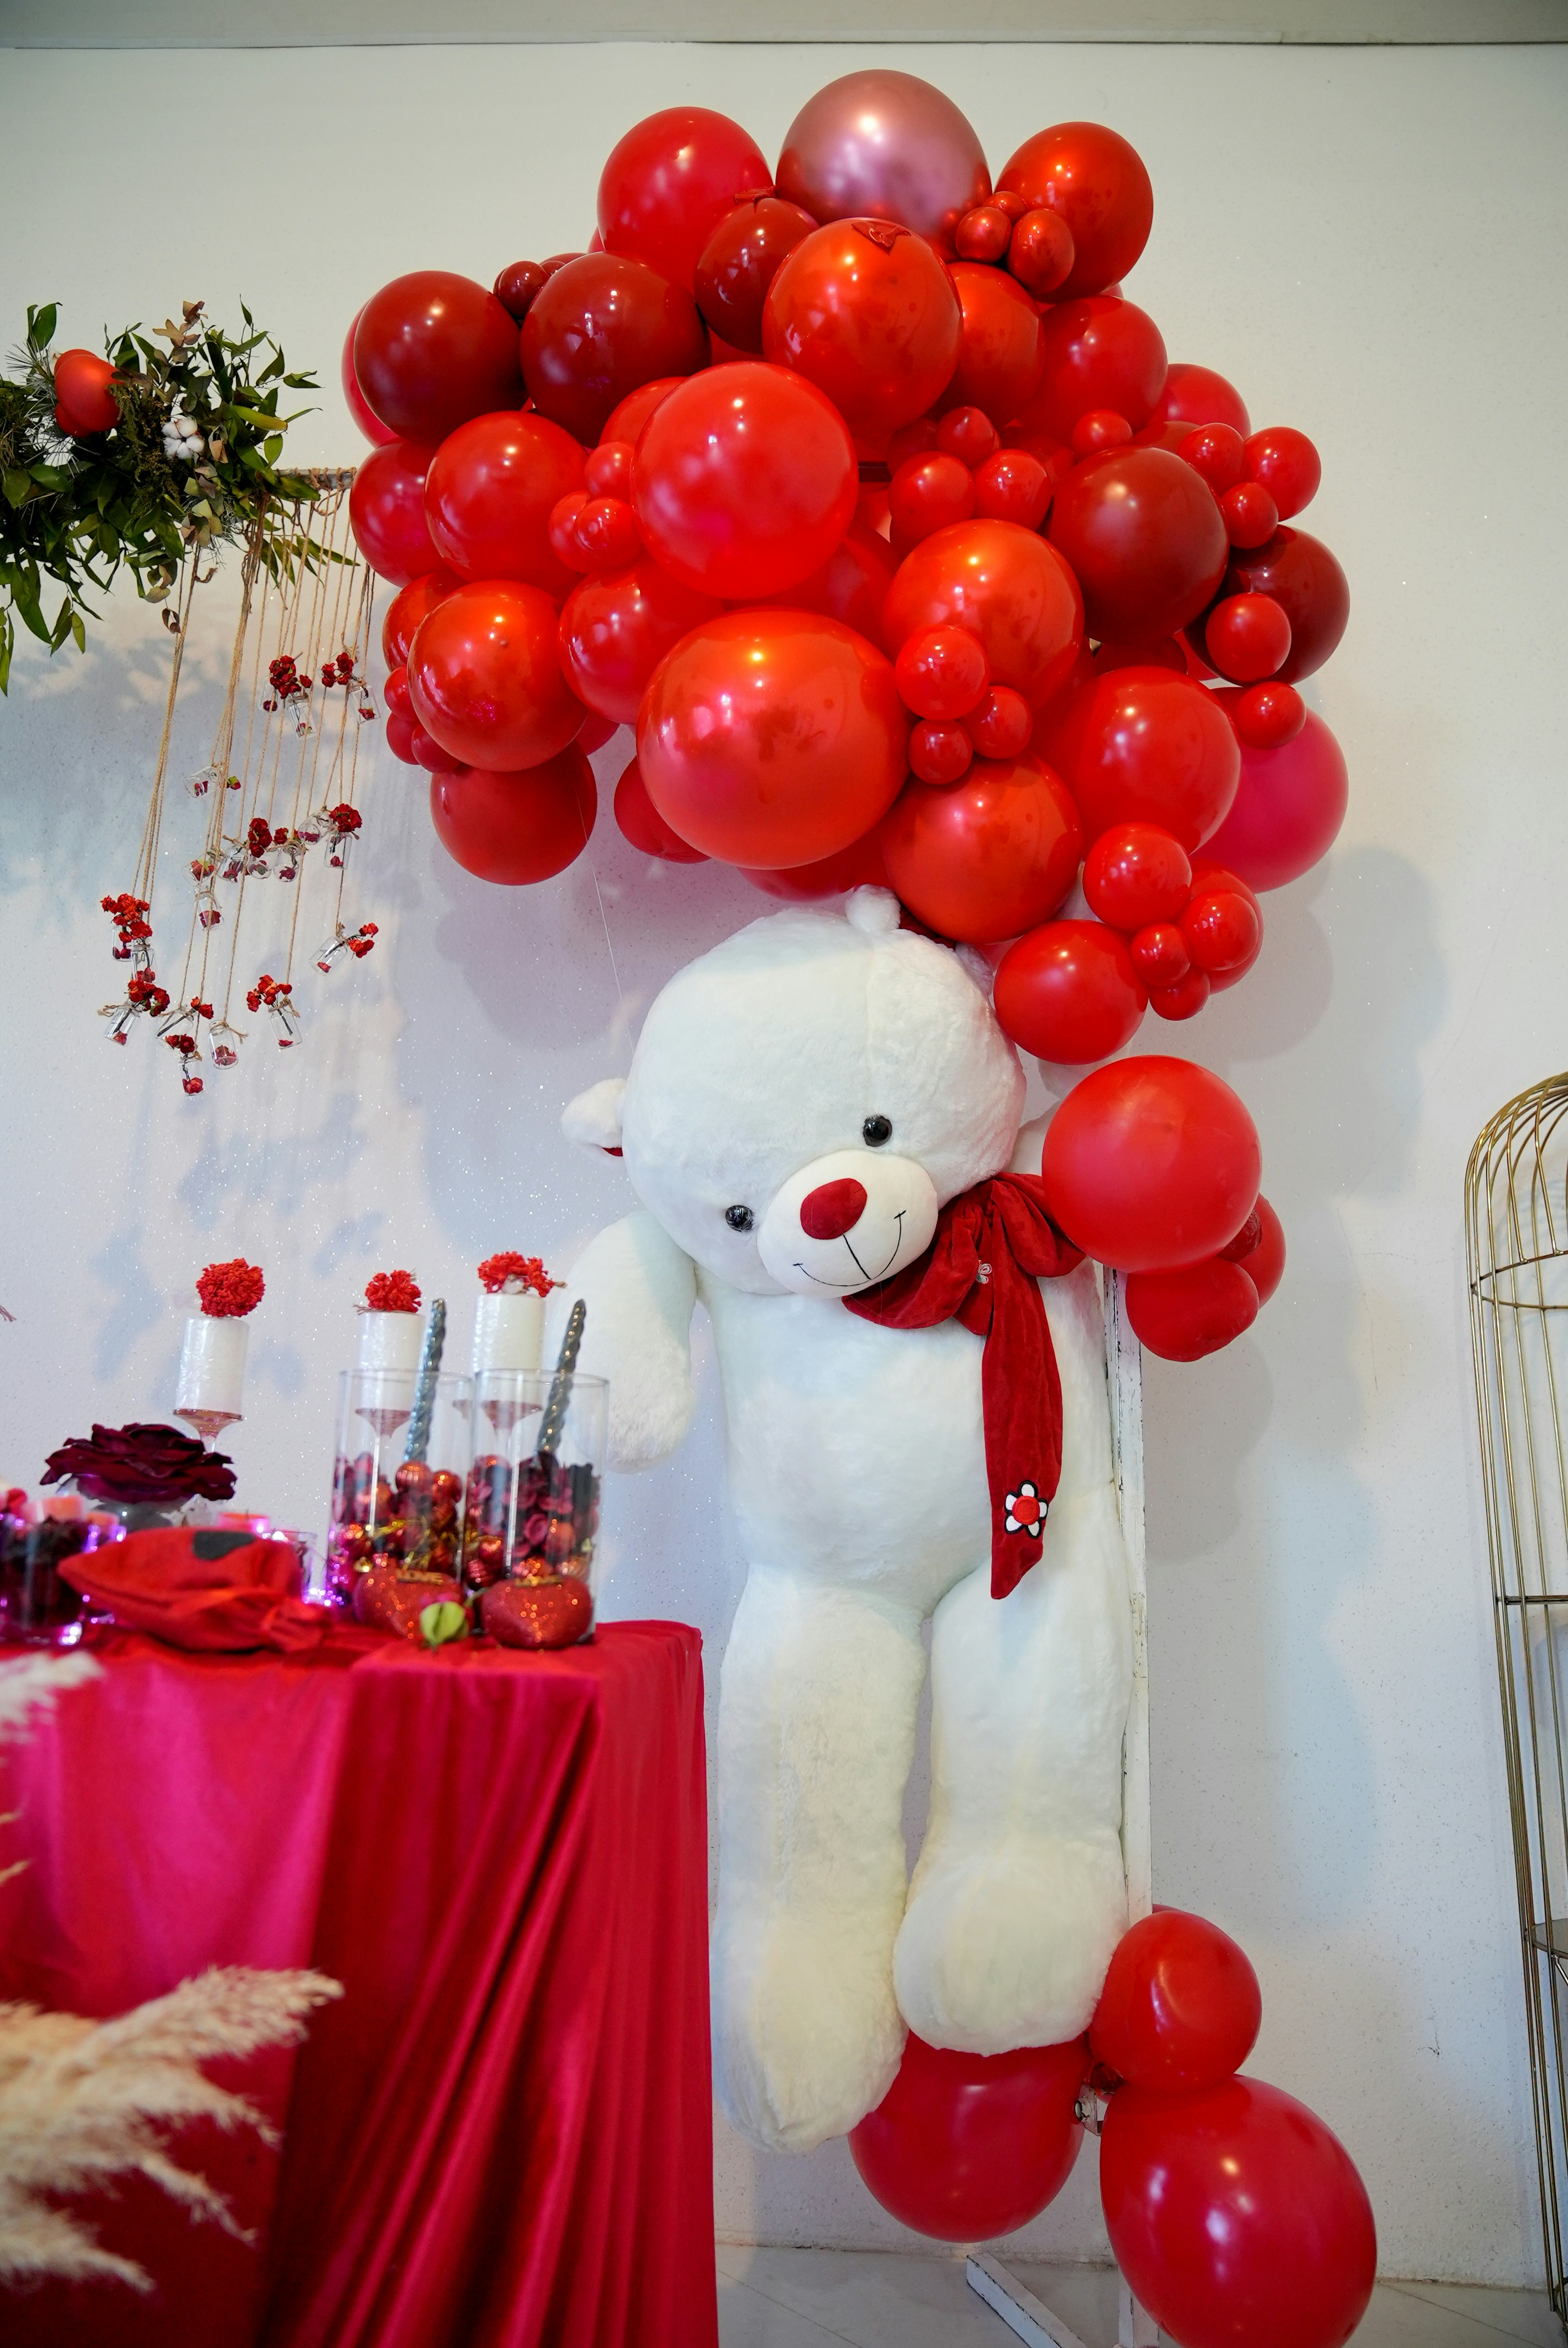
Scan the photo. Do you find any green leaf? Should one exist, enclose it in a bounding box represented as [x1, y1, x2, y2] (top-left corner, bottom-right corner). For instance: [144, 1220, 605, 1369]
[3, 470, 32, 509]
[29, 302, 58, 349]
[263, 434, 282, 462]
[69, 608, 86, 653]
[0, 615, 13, 696]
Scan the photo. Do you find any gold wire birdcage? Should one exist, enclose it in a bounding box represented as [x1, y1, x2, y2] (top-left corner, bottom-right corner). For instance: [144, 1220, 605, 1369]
[1467, 1073, 1568, 2324]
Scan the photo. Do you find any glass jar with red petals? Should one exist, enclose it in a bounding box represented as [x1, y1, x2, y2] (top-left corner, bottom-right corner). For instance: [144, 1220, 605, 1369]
[467, 1371, 607, 1649]
[324, 1369, 474, 1614]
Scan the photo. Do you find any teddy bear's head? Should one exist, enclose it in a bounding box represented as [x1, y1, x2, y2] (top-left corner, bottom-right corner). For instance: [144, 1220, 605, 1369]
[564, 889, 1025, 1297]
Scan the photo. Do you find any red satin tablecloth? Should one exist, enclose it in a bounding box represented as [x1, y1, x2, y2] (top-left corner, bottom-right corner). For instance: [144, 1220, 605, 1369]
[0, 1619, 717, 2348]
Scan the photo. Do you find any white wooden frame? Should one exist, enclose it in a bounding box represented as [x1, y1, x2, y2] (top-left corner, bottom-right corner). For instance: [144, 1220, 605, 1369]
[965, 1271, 1157, 2347]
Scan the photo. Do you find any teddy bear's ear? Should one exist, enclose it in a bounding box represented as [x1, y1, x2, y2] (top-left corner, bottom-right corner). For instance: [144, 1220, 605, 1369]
[562, 1077, 627, 1156]
[844, 886, 901, 938]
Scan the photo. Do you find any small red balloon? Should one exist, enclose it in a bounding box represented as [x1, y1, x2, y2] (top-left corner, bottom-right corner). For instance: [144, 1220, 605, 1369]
[955, 203, 1013, 262]
[967, 684, 1033, 759]
[1224, 1192, 1286, 1304]
[849, 2032, 1087, 2243]
[424, 411, 585, 596]
[943, 263, 1046, 431]
[997, 121, 1153, 298]
[883, 519, 1084, 710]
[558, 559, 723, 727]
[1071, 409, 1133, 457]
[881, 750, 1083, 944]
[409, 580, 585, 771]
[1205, 591, 1291, 683]
[1008, 206, 1076, 298]
[909, 718, 974, 786]
[1091, 1909, 1262, 2090]
[763, 219, 963, 438]
[409, 723, 465, 776]
[1083, 821, 1193, 930]
[430, 748, 597, 885]
[1125, 1258, 1260, 1360]
[1183, 881, 1262, 977]
[1018, 297, 1167, 445]
[1202, 703, 1349, 890]
[385, 707, 420, 765]
[1244, 425, 1321, 519]
[341, 308, 396, 446]
[1178, 423, 1245, 494]
[598, 106, 771, 292]
[520, 253, 709, 446]
[585, 440, 635, 500]
[1041, 1055, 1262, 1272]
[1231, 679, 1306, 748]
[1149, 362, 1251, 438]
[1129, 922, 1190, 988]
[936, 406, 1002, 469]
[493, 260, 548, 323]
[1151, 966, 1211, 1021]
[53, 348, 120, 436]
[1050, 447, 1229, 645]
[353, 271, 523, 446]
[694, 193, 818, 353]
[1223, 527, 1349, 683]
[348, 440, 440, 586]
[895, 624, 989, 720]
[995, 920, 1148, 1063]
[1048, 667, 1240, 853]
[1220, 479, 1279, 549]
[381, 569, 458, 671]
[740, 823, 891, 900]
[613, 754, 707, 861]
[889, 453, 976, 545]
[972, 448, 1051, 529]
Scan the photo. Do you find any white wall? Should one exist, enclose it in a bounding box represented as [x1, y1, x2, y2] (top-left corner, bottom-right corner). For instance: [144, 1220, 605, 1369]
[2, 37, 1564, 2285]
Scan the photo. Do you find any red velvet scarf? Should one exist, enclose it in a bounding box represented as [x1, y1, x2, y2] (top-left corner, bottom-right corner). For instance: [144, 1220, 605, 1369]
[844, 1172, 1084, 1600]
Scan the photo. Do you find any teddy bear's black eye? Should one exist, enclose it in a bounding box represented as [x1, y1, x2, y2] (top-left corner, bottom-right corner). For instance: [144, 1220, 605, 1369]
[725, 1204, 754, 1232]
[862, 1115, 893, 1147]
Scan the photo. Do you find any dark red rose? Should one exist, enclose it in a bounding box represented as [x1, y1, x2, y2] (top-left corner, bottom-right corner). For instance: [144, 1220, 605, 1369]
[41, 1423, 236, 1506]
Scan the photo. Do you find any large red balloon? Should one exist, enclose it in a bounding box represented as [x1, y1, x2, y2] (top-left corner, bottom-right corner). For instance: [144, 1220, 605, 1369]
[348, 441, 440, 586]
[597, 106, 771, 293]
[1221, 527, 1349, 682]
[740, 823, 891, 900]
[695, 194, 819, 353]
[941, 264, 1046, 431]
[994, 919, 1147, 1063]
[1100, 2077, 1376, 2348]
[1125, 1259, 1260, 1360]
[1014, 297, 1167, 444]
[342, 306, 396, 446]
[632, 362, 858, 599]
[1041, 1057, 1262, 1271]
[1050, 446, 1229, 643]
[883, 520, 1083, 710]
[424, 411, 585, 595]
[997, 122, 1153, 298]
[409, 581, 585, 771]
[1092, 1911, 1263, 2092]
[381, 568, 459, 670]
[776, 70, 991, 250]
[353, 272, 524, 446]
[637, 609, 908, 867]
[430, 749, 596, 885]
[1047, 666, 1240, 852]
[559, 559, 723, 725]
[1149, 362, 1251, 438]
[880, 751, 1083, 945]
[1202, 704, 1348, 890]
[849, 2032, 1087, 2242]
[762, 220, 962, 438]
[520, 253, 709, 445]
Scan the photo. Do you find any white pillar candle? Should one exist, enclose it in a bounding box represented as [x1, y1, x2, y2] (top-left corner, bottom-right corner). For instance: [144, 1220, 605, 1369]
[357, 1310, 424, 1373]
[473, 1290, 544, 1374]
[176, 1315, 249, 1418]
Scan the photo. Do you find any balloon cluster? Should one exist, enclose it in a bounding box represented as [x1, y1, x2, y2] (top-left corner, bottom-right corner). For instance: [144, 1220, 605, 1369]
[849, 1909, 1376, 2348]
[344, 73, 1350, 1361]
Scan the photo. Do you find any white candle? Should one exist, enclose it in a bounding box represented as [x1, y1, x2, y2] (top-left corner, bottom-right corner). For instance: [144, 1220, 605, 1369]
[357, 1310, 424, 1373]
[473, 1290, 544, 1373]
[176, 1315, 248, 1417]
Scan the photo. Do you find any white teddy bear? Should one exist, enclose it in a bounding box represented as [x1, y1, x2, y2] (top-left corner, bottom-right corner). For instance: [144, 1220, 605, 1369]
[560, 888, 1132, 2156]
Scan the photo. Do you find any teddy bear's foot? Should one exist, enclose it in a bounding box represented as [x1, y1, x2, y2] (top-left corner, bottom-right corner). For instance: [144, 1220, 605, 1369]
[713, 1906, 907, 2154]
[892, 1831, 1128, 2054]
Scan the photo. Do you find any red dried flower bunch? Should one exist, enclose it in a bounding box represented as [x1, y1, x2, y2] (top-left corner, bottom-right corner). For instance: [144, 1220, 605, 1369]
[262, 652, 313, 710]
[247, 816, 275, 858]
[127, 971, 169, 1015]
[477, 1253, 560, 1297]
[364, 1269, 421, 1313]
[42, 1423, 236, 1507]
[197, 1258, 265, 1317]
[245, 972, 293, 1013]
[101, 893, 151, 956]
[321, 651, 357, 688]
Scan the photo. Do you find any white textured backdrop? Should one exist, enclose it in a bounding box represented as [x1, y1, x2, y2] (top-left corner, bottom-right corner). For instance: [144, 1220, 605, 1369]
[1, 35, 1565, 2284]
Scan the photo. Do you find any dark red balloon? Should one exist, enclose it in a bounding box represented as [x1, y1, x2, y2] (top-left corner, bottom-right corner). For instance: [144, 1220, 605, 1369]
[1126, 1258, 1260, 1360]
[613, 754, 706, 861]
[430, 750, 596, 885]
[1203, 703, 1349, 890]
[1222, 527, 1349, 682]
[1048, 667, 1240, 853]
[1041, 1056, 1262, 1272]
[763, 220, 963, 438]
[1050, 447, 1229, 643]
[880, 750, 1083, 945]
[942, 264, 1046, 431]
[409, 580, 585, 771]
[493, 259, 548, 323]
[695, 194, 818, 353]
[348, 440, 440, 586]
[597, 106, 771, 293]
[849, 2032, 1087, 2242]
[353, 272, 524, 446]
[740, 823, 891, 900]
[1150, 362, 1251, 438]
[341, 306, 396, 446]
[1014, 297, 1167, 445]
[520, 253, 709, 446]
[381, 568, 459, 671]
[1091, 1910, 1262, 2092]
[997, 122, 1153, 298]
[883, 519, 1084, 710]
[424, 411, 585, 595]
[995, 920, 1148, 1063]
[1101, 2077, 1376, 2348]
[559, 559, 723, 725]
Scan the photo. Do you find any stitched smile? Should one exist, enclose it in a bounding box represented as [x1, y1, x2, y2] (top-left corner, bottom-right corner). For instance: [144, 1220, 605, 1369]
[796, 1212, 905, 1289]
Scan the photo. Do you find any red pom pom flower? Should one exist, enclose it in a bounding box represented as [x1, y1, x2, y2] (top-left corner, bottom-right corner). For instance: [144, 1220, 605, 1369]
[196, 1258, 265, 1318]
[477, 1252, 560, 1297]
[364, 1269, 421, 1312]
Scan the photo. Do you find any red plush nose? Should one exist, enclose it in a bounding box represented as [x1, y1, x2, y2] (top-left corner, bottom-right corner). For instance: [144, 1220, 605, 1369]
[800, 1178, 868, 1241]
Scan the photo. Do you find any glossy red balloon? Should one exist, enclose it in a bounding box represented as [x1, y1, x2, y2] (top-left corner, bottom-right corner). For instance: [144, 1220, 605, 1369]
[1231, 678, 1306, 749]
[895, 624, 989, 720]
[757, 519, 896, 643]
[1091, 1910, 1262, 2090]
[995, 920, 1148, 1063]
[341, 307, 396, 446]
[695, 194, 818, 352]
[1203, 704, 1349, 890]
[348, 440, 440, 586]
[849, 2032, 1087, 2242]
[1084, 821, 1193, 930]
[1224, 1192, 1286, 1304]
[997, 122, 1153, 298]
[1014, 297, 1166, 444]
[637, 609, 908, 867]
[883, 520, 1084, 710]
[1223, 527, 1349, 682]
[1244, 426, 1321, 519]
[1150, 363, 1251, 438]
[53, 348, 119, 435]
[890, 454, 975, 545]
[1041, 1056, 1262, 1271]
[424, 411, 585, 595]
[600, 375, 685, 447]
[559, 559, 723, 725]
[520, 254, 709, 445]
[354, 272, 523, 446]
[1009, 205, 1077, 298]
[493, 259, 548, 323]
[597, 106, 770, 293]
[430, 749, 596, 885]
[968, 684, 1034, 759]
[613, 754, 706, 861]
[972, 448, 1052, 529]
[942, 264, 1046, 431]
[880, 751, 1083, 944]
[381, 568, 459, 671]
[1101, 2077, 1376, 2348]
[385, 707, 420, 765]
[1128, 1258, 1258, 1358]
[1205, 590, 1291, 683]
[763, 221, 963, 437]
[409, 580, 585, 771]
[1183, 878, 1262, 978]
[1050, 447, 1229, 643]
[776, 70, 991, 250]
[632, 362, 858, 598]
[741, 823, 891, 900]
[1048, 667, 1240, 852]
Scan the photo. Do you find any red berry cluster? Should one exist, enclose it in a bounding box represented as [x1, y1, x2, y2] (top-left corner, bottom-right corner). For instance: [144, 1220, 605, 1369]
[245, 971, 293, 1013]
[324, 802, 363, 837]
[127, 970, 170, 1015]
[364, 1268, 421, 1312]
[197, 1257, 265, 1317]
[1084, 822, 1261, 1018]
[887, 405, 1054, 560]
[476, 1251, 560, 1297]
[101, 892, 151, 956]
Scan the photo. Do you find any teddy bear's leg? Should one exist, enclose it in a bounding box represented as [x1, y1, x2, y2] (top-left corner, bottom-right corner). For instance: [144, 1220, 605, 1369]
[893, 1481, 1133, 2053]
[711, 1561, 927, 2155]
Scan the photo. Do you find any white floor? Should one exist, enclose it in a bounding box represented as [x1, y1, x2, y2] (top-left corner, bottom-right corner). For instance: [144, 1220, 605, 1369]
[716, 2247, 1564, 2348]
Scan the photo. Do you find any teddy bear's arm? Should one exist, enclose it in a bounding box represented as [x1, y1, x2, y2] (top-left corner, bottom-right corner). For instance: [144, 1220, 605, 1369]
[554, 1209, 699, 1472]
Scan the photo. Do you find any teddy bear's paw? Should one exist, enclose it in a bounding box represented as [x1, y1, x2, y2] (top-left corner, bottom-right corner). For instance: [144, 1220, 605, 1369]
[892, 1833, 1128, 2054]
[713, 1908, 906, 2154]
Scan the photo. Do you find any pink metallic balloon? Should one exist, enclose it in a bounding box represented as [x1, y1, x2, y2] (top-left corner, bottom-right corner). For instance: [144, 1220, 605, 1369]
[776, 70, 991, 251]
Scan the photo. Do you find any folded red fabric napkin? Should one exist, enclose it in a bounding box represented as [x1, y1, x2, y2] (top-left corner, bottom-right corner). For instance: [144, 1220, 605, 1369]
[60, 1527, 333, 1653]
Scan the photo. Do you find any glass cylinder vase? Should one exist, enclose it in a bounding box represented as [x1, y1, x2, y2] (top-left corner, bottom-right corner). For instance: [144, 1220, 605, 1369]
[467, 1370, 607, 1632]
[324, 1368, 474, 1609]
